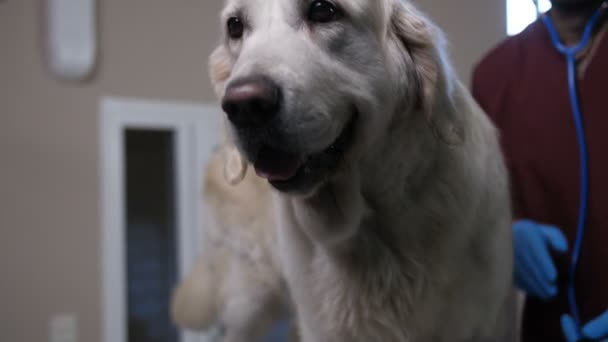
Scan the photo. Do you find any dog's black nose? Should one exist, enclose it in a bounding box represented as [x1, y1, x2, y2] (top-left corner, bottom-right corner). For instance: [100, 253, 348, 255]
[222, 76, 281, 128]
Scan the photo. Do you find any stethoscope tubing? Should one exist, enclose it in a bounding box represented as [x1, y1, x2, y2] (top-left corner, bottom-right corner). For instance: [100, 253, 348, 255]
[541, 3, 606, 340]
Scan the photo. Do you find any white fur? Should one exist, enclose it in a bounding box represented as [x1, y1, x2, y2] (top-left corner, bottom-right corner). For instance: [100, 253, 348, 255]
[171, 148, 295, 342]
[209, 0, 516, 341]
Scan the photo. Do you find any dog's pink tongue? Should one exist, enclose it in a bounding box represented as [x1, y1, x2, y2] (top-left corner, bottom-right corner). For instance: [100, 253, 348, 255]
[254, 146, 302, 181]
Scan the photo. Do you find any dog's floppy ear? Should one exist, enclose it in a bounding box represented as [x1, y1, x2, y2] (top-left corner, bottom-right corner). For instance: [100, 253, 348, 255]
[222, 143, 248, 185]
[218, 122, 248, 185]
[209, 46, 232, 98]
[389, 1, 464, 146]
[209, 46, 247, 184]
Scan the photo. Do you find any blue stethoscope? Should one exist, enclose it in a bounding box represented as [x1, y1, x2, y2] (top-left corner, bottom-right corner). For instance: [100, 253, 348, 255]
[541, 3, 606, 340]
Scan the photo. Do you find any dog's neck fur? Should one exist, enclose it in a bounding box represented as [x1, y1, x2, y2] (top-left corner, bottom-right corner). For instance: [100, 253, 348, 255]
[285, 93, 458, 262]
[277, 101, 466, 338]
[269, 32, 512, 340]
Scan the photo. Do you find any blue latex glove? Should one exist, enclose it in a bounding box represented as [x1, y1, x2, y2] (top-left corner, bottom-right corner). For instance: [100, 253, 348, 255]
[513, 220, 568, 300]
[562, 311, 608, 342]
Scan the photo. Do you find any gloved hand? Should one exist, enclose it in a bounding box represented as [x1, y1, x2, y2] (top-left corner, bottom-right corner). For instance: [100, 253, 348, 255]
[513, 220, 568, 300]
[562, 311, 608, 342]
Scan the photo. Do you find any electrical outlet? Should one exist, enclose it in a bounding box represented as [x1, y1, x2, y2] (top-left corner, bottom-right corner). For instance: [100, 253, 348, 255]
[49, 313, 78, 342]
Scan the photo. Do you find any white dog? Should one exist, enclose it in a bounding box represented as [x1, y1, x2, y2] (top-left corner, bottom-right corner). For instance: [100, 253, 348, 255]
[209, 0, 515, 341]
[171, 146, 296, 342]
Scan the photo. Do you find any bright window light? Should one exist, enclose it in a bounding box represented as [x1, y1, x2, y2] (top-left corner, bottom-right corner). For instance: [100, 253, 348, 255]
[507, 0, 552, 35]
[538, 0, 552, 12]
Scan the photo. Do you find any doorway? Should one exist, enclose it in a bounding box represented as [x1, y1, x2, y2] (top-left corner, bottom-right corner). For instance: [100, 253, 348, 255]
[99, 97, 220, 342]
[125, 129, 178, 342]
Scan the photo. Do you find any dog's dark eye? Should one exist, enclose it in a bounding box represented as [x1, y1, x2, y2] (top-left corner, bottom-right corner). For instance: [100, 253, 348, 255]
[307, 0, 338, 23]
[227, 17, 244, 39]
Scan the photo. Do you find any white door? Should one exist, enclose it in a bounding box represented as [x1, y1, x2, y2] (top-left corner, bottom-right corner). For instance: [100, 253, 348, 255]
[100, 96, 222, 342]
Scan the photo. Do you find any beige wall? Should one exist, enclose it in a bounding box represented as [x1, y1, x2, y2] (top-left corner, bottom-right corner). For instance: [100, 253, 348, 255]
[414, 0, 506, 84]
[0, 1, 222, 341]
[0, 1, 505, 341]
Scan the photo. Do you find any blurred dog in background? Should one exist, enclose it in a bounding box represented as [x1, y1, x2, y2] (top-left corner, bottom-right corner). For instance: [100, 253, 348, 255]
[171, 146, 296, 342]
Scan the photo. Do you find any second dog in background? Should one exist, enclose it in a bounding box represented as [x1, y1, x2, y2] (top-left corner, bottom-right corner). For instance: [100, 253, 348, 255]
[171, 146, 295, 342]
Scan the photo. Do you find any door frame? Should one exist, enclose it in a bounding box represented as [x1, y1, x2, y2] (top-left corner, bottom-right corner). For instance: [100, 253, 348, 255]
[99, 96, 221, 342]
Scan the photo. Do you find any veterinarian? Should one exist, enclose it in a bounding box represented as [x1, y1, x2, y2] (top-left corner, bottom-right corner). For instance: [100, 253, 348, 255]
[472, 0, 607, 341]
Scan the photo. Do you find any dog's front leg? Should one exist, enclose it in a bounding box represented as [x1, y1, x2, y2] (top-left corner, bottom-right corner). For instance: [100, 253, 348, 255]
[291, 169, 366, 248]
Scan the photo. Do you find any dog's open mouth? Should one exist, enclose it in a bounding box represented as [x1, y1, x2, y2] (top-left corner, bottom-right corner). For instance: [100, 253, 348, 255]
[252, 116, 356, 193]
[253, 148, 304, 182]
